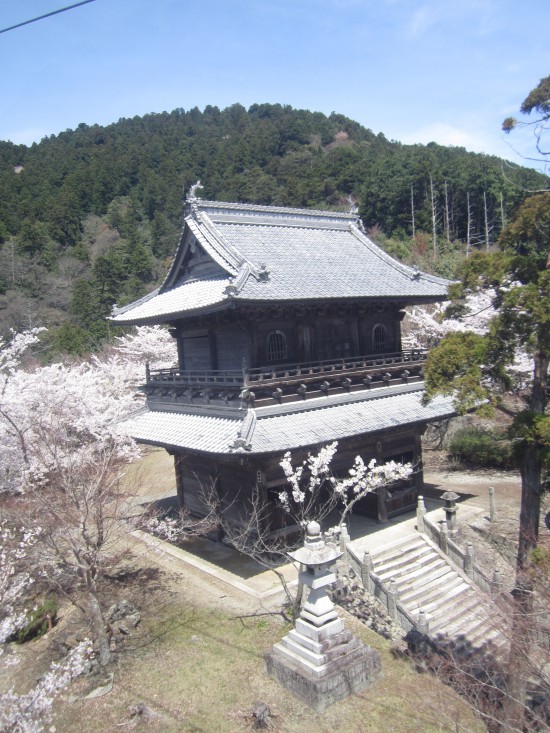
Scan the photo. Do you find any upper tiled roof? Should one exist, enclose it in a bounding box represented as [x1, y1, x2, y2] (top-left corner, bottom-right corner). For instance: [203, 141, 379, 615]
[112, 199, 450, 324]
[120, 384, 456, 455]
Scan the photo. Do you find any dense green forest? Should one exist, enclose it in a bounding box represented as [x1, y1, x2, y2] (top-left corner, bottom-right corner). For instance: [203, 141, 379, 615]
[0, 102, 547, 356]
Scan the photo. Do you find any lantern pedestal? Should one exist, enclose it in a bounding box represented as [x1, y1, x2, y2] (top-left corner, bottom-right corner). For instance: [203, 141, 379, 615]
[264, 522, 381, 713]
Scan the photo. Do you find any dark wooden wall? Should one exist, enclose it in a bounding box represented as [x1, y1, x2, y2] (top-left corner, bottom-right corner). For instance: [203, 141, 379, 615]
[172, 302, 405, 371]
[172, 424, 423, 531]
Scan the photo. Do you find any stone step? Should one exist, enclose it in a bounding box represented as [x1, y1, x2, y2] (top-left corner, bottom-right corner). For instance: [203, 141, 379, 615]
[389, 556, 447, 588]
[374, 545, 435, 577]
[465, 620, 502, 649]
[428, 594, 484, 632]
[368, 534, 425, 560]
[430, 600, 492, 636]
[424, 583, 477, 613]
[416, 583, 476, 618]
[401, 574, 465, 609]
[440, 618, 498, 654]
[398, 567, 457, 602]
[354, 530, 509, 658]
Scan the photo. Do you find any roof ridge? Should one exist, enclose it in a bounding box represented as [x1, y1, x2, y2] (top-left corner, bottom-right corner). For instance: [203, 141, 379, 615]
[193, 204, 265, 280]
[348, 224, 451, 287]
[189, 213, 243, 275]
[111, 287, 159, 317]
[228, 408, 256, 452]
[195, 198, 359, 222]
[255, 382, 425, 419]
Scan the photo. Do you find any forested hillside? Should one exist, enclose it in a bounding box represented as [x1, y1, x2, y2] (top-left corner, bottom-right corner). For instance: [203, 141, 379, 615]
[0, 102, 547, 356]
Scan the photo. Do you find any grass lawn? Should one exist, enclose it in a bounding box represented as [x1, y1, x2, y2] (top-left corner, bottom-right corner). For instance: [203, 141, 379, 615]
[50, 592, 483, 733]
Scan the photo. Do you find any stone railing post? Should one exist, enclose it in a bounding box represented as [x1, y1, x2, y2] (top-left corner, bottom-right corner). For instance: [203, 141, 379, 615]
[388, 580, 398, 621]
[242, 357, 249, 387]
[339, 523, 350, 554]
[492, 568, 504, 594]
[361, 551, 374, 593]
[464, 542, 474, 577]
[417, 495, 426, 533]
[417, 609, 429, 635]
[488, 486, 496, 523]
[440, 520, 449, 555]
[441, 491, 459, 536]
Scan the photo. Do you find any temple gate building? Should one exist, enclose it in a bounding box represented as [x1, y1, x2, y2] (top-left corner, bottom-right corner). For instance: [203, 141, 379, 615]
[112, 196, 456, 533]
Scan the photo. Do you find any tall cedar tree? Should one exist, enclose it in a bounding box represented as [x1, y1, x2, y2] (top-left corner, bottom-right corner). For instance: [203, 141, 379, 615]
[424, 78, 550, 725]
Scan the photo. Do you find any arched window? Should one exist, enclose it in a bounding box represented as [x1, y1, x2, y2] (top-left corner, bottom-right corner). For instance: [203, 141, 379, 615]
[266, 330, 287, 362]
[372, 324, 387, 352]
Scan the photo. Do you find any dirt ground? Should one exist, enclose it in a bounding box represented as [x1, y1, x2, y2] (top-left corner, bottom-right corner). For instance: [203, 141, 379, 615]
[2, 446, 546, 733]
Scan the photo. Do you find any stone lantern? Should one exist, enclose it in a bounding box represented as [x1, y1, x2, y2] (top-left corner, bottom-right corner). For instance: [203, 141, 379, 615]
[441, 490, 460, 535]
[264, 521, 381, 713]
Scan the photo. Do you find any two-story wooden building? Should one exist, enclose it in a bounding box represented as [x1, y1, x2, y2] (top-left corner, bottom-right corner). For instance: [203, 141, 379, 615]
[112, 196, 456, 531]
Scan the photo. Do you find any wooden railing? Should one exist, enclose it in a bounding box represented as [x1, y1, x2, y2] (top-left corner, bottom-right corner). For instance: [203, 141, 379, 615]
[146, 349, 427, 389]
[146, 364, 244, 387]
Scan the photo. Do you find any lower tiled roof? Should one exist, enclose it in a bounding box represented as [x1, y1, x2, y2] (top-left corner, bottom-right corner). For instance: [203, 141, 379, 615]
[120, 386, 456, 455]
[111, 277, 231, 324]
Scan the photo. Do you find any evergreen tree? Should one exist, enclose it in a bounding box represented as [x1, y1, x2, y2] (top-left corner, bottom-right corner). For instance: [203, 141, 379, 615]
[424, 78, 550, 726]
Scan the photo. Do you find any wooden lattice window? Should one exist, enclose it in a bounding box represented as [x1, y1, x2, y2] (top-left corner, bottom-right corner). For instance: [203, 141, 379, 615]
[266, 330, 287, 362]
[372, 324, 387, 351]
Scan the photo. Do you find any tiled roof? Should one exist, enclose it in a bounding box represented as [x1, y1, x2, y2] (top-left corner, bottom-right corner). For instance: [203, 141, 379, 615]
[120, 385, 456, 455]
[112, 199, 450, 324]
[218, 222, 448, 301]
[121, 409, 242, 453]
[111, 277, 231, 324]
[251, 390, 455, 453]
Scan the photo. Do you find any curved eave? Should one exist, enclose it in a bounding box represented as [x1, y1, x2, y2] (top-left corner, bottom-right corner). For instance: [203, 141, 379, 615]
[109, 277, 233, 326]
[110, 290, 450, 326]
[119, 387, 457, 456]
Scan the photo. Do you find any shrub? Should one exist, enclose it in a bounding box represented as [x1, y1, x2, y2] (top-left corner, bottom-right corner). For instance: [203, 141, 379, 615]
[16, 599, 58, 644]
[448, 426, 512, 469]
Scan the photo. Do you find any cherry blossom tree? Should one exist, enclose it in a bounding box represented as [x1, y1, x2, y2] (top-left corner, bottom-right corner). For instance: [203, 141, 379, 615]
[0, 326, 177, 666]
[0, 523, 38, 647]
[0, 640, 92, 733]
[91, 324, 177, 398]
[205, 442, 412, 620]
[0, 520, 93, 733]
[404, 288, 534, 392]
[279, 442, 412, 529]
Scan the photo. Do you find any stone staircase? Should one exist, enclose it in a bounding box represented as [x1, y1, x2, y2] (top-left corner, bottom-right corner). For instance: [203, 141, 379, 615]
[368, 532, 508, 655]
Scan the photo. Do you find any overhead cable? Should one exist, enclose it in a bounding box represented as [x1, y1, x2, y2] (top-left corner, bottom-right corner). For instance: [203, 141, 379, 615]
[0, 0, 96, 35]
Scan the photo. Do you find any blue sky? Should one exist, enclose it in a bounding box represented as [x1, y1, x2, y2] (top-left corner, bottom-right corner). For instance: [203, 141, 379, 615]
[1, 0, 548, 168]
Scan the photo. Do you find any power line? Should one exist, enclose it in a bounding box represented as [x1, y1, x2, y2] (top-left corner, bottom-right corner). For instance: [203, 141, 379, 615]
[0, 0, 96, 35]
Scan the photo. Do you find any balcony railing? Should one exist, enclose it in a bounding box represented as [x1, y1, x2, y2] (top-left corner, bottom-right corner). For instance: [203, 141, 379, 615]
[244, 349, 427, 387]
[146, 349, 427, 389]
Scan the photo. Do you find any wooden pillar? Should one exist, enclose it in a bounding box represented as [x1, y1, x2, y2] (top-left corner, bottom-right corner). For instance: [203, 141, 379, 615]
[208, 329, 218, 370]
[351, 313, 360, 357]
[377, 487, 389, 524]
[174, 452, 185, 508]
[375, 438, 388, 523]
[414, 428, 425, 493]
[395, 308, 406, 353]
[176, 337, 185, 370]
[248, 323, 259, 368]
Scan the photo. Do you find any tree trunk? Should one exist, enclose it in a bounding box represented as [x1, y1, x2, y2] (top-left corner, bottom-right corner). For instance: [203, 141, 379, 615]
[430, 175, 437, 256]
[506, 350, 548, 727]
[85, 572, 111, 667]
[517, 350, 549, 566]
[410, 184, 416, 240]
[483, 191, 491, 251]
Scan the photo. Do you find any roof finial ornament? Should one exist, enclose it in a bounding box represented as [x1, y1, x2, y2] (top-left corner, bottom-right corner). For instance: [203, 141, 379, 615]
[347, 194, 359, 215]
[186, 180, 203, 201]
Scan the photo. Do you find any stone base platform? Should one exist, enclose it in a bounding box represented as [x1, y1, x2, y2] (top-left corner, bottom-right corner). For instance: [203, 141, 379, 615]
[264, 642, 382, 713]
